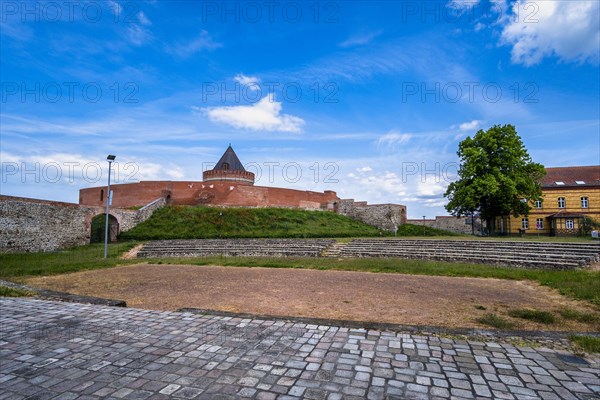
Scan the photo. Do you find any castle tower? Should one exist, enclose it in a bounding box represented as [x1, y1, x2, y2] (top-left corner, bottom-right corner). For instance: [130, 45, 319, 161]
[202, 145, 255, 184]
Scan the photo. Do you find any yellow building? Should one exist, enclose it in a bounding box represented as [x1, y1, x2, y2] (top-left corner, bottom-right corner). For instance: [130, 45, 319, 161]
[496, 166, 600, 236]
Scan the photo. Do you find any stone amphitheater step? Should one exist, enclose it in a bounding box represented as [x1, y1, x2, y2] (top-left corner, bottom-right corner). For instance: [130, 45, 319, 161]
[340, 240, 600, 251]
[340, 244, 599, 258]
[137, 239, 336, 258]
[321, 242, 347, 257]
[339, 241, 600, 257]
[337, 239, 599, 269]
[137, 238, 599, 269]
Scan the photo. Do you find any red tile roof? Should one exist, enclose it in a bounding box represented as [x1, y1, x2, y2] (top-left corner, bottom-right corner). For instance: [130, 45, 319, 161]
[542, 166, 600, 188]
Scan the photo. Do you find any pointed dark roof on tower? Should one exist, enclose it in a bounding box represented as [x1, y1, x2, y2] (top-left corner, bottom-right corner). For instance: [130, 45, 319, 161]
[213, 145, 246, 172]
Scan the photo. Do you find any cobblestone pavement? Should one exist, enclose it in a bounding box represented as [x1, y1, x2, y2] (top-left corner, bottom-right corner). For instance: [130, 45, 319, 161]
[0, 298, 598, 400]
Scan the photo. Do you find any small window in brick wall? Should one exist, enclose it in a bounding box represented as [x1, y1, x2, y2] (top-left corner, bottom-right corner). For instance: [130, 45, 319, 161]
[100, 189, 104, 202]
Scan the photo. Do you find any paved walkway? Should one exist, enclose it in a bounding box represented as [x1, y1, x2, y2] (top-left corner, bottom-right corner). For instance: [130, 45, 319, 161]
[0, 299, 598, 400]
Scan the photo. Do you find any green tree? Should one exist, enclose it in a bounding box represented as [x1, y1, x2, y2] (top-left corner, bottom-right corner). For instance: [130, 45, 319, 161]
[444, 124, 545, 234]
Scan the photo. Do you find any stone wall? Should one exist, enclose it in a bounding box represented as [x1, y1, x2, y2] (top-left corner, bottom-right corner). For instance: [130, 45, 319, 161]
[336, 199, 407, 232]
[134, 197, 167, 227]
[406, 216, 484, 235]
[0, 195, 164, 253]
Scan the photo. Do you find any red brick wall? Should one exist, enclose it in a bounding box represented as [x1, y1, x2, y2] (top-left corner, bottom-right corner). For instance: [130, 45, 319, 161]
[79, 181, 338, 209]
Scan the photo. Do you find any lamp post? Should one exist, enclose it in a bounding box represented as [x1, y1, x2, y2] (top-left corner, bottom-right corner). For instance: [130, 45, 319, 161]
[104, 155, 116, 259]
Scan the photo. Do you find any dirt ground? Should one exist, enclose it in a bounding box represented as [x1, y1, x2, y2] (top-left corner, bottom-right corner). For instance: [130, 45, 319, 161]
[27, 263, 600, 332]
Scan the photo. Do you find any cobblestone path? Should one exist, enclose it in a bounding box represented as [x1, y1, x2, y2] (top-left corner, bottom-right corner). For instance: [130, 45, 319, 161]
[0, 298, 598, 399]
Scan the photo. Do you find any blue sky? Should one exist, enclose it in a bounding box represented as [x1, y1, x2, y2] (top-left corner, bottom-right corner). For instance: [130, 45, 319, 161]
[1, 0, 599, 218]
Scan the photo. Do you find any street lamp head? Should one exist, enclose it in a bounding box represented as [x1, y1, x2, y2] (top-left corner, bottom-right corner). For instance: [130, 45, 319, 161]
[107, 155, 116, 161]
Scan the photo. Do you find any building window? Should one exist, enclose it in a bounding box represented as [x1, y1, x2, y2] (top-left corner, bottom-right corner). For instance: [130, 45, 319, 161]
[558, 197, 565, 208]
[581, 196, 589, 208]
[100, 189, 104, 202]
[566, 219, 574, 230]
[222, 163, 230, 170]
[536, 218, 544, 230]
[521, 218, 529, 229]
[535, 199, 543, 209]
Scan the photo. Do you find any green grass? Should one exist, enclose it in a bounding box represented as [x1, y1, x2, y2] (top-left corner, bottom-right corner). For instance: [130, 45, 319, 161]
[507, 309, 557, 324]
[476, 314, 515, 329]
[569, 335, 600, 353]
[119, 206, 457, 240]
[0, 286, 34, 297]
[0, 242, 139, 280]
[559, 309, 600, 324]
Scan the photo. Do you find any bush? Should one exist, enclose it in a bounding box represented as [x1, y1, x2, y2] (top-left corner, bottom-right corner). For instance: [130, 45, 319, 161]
[579, 216, 600, 237]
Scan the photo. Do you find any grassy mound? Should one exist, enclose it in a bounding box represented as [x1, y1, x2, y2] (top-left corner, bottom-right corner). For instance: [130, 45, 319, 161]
[119, 206, 383, 239]
[119, 206, 458, 240]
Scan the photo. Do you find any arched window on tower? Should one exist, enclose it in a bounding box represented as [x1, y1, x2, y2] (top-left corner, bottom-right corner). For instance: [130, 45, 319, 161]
[222, 163, 230, 170]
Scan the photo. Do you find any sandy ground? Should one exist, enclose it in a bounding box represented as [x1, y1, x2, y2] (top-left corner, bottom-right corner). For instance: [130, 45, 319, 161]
[27, 264, 600, 331]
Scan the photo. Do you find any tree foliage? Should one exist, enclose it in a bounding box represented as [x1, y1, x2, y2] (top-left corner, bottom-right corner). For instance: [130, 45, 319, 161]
[444, 124, 545, 232]
[579, 216, 600, 237]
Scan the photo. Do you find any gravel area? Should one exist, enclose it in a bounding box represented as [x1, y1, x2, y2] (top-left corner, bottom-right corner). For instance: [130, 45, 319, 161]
[26, 263, 600, 332]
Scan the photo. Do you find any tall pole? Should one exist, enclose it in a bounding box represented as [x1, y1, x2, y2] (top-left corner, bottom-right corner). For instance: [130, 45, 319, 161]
[104, 156, 115, 259]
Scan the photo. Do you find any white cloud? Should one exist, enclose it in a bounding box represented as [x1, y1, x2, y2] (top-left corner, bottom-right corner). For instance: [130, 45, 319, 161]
[458, 120, 482, 131]
[357, 166, 372, 173]
[346, 171, 408, 199]
[417, 179, 447, 197]
[234, 74, 260, 91]
[447, 0, 480, 10]
[202, 94, 305, 133]
[376, 130, 412, 151]
[168, 31, 222, 58]
[108, 1, 122, 16]
[113, 3, 152, 46]
[138, 11, 152, 26]
[339, 30, 383, 48]
[127, 25, 152, 46]
[501, 0, 600, 66]
[0, 151, 186, 187]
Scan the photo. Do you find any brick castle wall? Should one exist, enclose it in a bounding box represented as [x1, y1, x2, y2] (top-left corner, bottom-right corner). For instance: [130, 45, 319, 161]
[79, 181, 339, 210]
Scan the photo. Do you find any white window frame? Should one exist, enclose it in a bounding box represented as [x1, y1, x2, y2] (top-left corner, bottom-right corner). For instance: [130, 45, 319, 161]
[521, 218, 529, 229]
[536, 218, 544, 230]
[581, 196, 589, 209]
[535, 199, 543, 209]
[566, 219, 574, 230]
[558, 197, 566, 208]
